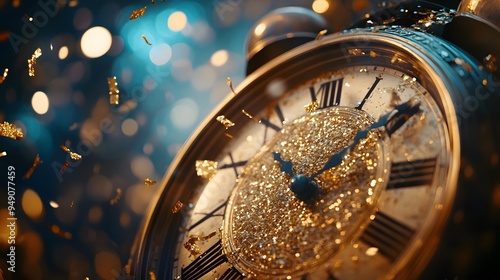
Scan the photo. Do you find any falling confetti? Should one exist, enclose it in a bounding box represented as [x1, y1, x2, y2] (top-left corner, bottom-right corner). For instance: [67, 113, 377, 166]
[141, 34, 152, 45]
[129, 6, 147, 20]
[144, 177, 157, 186]
[60, 145, 82, 160]
[226, 77, 237, 94]
[216, 115, 235, 129]
[23, 154, 42, 179]
[483, 54, 497, 72]
[149, 271, 156, 280]
[195, 160, 218, 180]
[60, 161, 70, 173]
[183, 231, 217, 256]
[241, 109, 260, 123]
[28, 48, 42, 76]
[49, 201, 59, 208]
[0, 151, 6, 157]
[0, 121, 23, 140]
[108, 76, 120, 105]
[315, 29, 328, 40]
[172, 201, 184, 213]
[109, 188, 122, 205]
[0, 68, 8, 84]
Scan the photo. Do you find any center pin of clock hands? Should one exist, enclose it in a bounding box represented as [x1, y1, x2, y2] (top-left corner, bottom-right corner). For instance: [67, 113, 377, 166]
[274, 97, 421, 201]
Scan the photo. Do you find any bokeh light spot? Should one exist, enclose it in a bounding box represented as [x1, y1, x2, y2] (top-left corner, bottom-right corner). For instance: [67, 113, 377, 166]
[122, 118, 138, 136]
[210, 50, 229, 67]
[130, 156, 154, 179]
[58, 46, 69, 59]
[149, 43, 172, 65]
[168, 11, 187, 31]
[22, 189, 44, 221]
[170, 98, 199, 129]
[31, 91, 50, 115]
[312, 0, 330, 13]
[95, 251, 121, 279]
[81, 26, 112, 58]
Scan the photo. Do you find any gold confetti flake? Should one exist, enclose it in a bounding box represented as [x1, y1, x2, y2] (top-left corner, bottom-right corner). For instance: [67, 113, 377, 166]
[315, 29, 328, 40]
[108, 76, 120, 105]
[226, 77, 237, 94]
[141, 34, 152, 45]
[49, 201, 59, 208]
[110, 188, 122, 205]
[144, 177, 157, 186]
[60, 145, 82, 160]
[369, 51, 377, 57]
[0, 68, 8, 84]
[151, 0, 156, 5]
[28, 48, 42, 77]
[224, 133, 233, 139]
[304, 100, 319, 113]
[483, 54, 497, 72]
[172, 201, 184, 213]
[149, 271, 157, 280]
[70, 200, 74, 207]
[23, 154, 42, 179]
[0, 121, 23, 141]
[183, 231, 217, 256]
[60, 161, 70, 173]
[241, 109, 260, 123]
[216, 115, 234, 129]
[195, 160, 218, 180]
[0, 151, 6, 157]
[455, 57, 472, 72]
[129, 6, 147, 20]
[348, 48, 364, 55]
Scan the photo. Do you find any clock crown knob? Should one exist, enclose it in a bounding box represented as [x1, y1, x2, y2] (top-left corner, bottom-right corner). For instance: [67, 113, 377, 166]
[245, 7, 328, 75]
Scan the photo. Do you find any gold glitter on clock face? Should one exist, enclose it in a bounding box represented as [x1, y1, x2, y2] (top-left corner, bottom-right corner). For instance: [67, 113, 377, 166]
[222, 107, 389, 277]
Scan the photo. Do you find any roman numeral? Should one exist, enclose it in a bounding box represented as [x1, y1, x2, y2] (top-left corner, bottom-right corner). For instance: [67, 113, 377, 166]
[219, 266, 244, 280]
[355, 76, 382, 110]
[309, 78, 343, 108]
[388, 157, 437, 189]
[181, 240, 230, 280]
[260, 105, 285, 132]
[359, 212, 415, 262]
[187, 200, 227, 231]
[219, 153, 247, 177]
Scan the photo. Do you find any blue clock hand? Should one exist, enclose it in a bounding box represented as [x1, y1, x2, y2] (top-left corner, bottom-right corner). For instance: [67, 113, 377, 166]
[312, 97, 421, 178]
[273, 152, 295, 177]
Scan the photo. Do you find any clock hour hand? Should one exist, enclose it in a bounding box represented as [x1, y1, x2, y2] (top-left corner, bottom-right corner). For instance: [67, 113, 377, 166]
[312, 97, 421, 178]
[273, 152, 320, 201]
[273, 152, 295, 177]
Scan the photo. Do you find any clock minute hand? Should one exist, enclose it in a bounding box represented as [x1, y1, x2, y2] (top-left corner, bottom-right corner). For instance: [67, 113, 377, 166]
[312, 97, 421, 179]
[273, 152, 295, 177]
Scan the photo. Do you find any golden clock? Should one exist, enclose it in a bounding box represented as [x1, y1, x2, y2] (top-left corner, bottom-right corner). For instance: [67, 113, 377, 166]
[128, 1, 500, 279]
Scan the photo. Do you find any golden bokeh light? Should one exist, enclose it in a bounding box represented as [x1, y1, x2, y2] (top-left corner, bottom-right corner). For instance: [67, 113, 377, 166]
[80, 26, 112, 58]
[312, 0, 330, 13]
[22, 189, 44, 221]
[210, 50, 229, 67]
[31, 91, 50, 115]
[58, 46, 69, 60]
[168, 11, 188, 32]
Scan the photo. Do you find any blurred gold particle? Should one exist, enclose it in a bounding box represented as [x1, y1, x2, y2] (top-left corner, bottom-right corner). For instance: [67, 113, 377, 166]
[242, 109, 260, 123]
[226, 77, 237, 94]
[60, 161, 70, 173]
[60, 145, 82, 160]
[144, 177, 157, 186]
[0, 151, 6, 157]
[141, 34, 152, 45]
[129, 6, 147, 20]
[183, 231, 217, 256]
[0, 68, 8, 84]
[149, 271, 157, 280]
[315, 29, 328, 40]
[216, 115, 234, 129]
[0, 121, 23, 140]
[172, 201, 184, 213]
[110, 188, 122, 205]
[28, 47, 42, 76]
[195, 160, 218, 180]
[50, 224, 72, 239]
[483, 54, 497, 72]
[24, 154, 42, 179]
[108, 76, 120, 105]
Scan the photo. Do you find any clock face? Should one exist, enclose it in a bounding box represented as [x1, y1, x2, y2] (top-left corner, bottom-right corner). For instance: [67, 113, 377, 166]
[132, 30, 461, 280]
